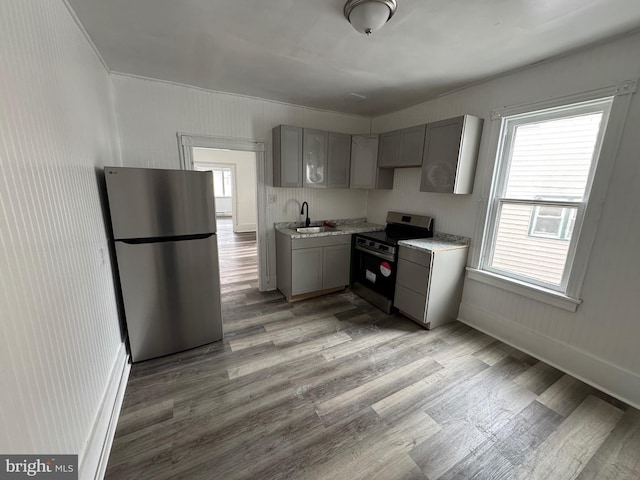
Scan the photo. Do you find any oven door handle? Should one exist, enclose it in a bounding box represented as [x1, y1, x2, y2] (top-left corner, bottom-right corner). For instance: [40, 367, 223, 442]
[355, 244, 395, 262]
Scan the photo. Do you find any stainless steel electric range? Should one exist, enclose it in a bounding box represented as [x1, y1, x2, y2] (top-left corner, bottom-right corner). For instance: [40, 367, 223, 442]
[352, 211, 434, 313]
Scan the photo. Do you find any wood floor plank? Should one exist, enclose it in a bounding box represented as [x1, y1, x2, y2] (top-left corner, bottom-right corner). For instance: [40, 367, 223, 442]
[227, 331, 352, 378]
[513, 360, 565, 395]
[577, 408, 640, 480]
[315, 355, 442, 420]
[383, 409, 442, 453]
[512, 395, 624, 480]
[537, 373, 594, 416]
[438, 401, 564, 480]
[409, 418, 489, 480]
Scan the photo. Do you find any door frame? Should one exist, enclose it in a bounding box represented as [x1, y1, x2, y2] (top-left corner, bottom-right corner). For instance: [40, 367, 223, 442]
[178, 133, 268, 291]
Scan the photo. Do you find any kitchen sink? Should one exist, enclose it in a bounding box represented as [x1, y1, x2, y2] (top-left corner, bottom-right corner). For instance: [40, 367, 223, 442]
[296, 226, 336, 233]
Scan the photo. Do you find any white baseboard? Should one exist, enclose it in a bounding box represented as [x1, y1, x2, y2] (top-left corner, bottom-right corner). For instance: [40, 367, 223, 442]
[458, 301, 640, 410]
[78, 343, 131, 480]
[233, 223, 256, 233]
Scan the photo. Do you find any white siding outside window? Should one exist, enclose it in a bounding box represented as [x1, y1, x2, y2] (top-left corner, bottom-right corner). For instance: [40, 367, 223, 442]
[482, 98, 613, 292]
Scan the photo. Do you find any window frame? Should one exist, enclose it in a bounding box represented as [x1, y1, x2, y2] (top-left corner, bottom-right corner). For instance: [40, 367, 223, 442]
[481, 99, 613, 293]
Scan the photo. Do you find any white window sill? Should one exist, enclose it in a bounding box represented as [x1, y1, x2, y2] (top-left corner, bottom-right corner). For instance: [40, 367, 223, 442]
[465, 268, 582, 312]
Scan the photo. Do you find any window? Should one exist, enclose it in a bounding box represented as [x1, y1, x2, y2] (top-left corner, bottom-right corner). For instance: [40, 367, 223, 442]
[208, 167, 232, 197]
[481, 98, 613, 292]
[528, 198, 578, 241]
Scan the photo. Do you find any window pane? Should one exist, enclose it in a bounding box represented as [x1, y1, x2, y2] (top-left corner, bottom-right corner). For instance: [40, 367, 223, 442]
[223, 169, 232, 196]
[490, 203, 578, 285]
[533, 215, 562, 236]
[213, 170, 224, 196]
[504, 113, 603, 200]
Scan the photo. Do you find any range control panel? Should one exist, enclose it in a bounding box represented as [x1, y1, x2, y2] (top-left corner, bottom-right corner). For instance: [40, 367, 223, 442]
[355, 236, 396, 258]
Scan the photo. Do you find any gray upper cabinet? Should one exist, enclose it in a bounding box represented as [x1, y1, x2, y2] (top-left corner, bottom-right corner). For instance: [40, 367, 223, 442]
[350, 135, 393, 190]
[420, 115, 484, 194]
[273, 125, 303, 187]
[378, 130, 401, 167]
[327, 132, 351, 189]
[378, 125, 426, 168]
[303, 129, 328, 188]
[398, 124, 427, 167]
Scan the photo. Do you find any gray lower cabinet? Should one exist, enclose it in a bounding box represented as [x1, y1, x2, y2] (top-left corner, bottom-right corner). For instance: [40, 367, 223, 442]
[378, 125, 426, 168]
[276, 231, 352, 299]
[394, 245, 468, 329]
[420, 115, 483, 194]
[350, 135, 394, 190]
[273, 125, 303, 187]
[322, 244, 351, 289]
[292, 247, 323, 294]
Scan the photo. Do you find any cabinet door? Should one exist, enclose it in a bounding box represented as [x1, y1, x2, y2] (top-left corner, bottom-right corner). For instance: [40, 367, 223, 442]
[378, 131, 401, 167]
[292, 247, 323, 295]
[322, 244, 351, 289]
[350, 135, 378, 189]
[303, 129, 328, 188]
[327, 132, 351, 189]
[398, 125, 426, 167]
[273, 125, 302, 187]
[420, 117, 464, 193]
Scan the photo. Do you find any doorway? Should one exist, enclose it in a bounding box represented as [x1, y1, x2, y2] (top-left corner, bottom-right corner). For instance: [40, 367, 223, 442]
[192, 148, 259, 289]
[178, 134, 269, 291]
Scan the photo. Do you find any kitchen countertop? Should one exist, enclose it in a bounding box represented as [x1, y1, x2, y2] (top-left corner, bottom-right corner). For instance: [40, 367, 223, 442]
[275, 217, 385, 239]
[398, 232, 470, 252]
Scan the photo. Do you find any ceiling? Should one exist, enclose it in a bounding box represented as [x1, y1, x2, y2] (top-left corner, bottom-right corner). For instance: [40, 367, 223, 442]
[68, 0, 640, 116]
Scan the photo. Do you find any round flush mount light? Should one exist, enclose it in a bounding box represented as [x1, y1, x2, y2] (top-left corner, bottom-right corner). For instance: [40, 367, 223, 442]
[344, 0, 397, 36]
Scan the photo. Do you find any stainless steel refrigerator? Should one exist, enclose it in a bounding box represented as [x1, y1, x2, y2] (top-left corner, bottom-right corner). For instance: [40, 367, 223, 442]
[104, 166, 223, 362]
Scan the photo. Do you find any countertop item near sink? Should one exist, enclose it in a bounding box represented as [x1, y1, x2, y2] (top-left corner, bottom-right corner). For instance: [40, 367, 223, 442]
[398, 232, 470, 252]
[275, 217, 385, 239]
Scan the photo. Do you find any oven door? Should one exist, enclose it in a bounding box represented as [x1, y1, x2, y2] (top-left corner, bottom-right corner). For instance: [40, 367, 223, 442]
[353, 244, 397, 299]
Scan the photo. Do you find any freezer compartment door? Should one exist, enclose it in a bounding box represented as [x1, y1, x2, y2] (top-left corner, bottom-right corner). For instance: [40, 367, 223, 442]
[115, 234, 223, 362]
[105, 166, 216, 239]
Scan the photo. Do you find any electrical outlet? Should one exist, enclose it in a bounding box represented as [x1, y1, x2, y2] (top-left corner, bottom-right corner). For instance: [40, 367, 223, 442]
[98, 247, 105, 266]
[268, 193, 277, 204]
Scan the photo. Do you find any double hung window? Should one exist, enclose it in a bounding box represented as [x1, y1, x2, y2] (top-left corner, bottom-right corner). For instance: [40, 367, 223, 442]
[481, 98, 613, 293]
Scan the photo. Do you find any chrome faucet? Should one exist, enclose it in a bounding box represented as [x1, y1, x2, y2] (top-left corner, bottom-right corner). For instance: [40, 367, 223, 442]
[301, 201, 310, 227]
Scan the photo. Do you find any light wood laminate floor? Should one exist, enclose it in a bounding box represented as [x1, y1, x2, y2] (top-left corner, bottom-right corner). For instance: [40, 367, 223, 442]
[105, 222, 640, 480]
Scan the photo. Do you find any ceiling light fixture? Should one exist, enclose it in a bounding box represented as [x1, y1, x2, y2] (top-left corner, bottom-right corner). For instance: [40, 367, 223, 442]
[344, 0, 397, 36]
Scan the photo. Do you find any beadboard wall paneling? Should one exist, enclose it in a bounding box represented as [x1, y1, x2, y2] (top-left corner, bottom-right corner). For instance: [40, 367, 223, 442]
[111, 73, 371, 288]
[370, 32, 640, 405]
[0, 0, 123, 472]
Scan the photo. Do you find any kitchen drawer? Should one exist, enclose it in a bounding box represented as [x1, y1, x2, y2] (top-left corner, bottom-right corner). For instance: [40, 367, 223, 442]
[292, 234, 351, 250]
[398, 246, 432, 267]
[394, 284, 427, 324]
[396, 258, 430, 295]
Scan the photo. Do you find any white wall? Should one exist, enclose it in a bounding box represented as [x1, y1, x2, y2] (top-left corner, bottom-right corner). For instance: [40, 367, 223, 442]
[112, 73, 371, 288]
[215, 197, 233, 216]
[194, 148, 258, 232]
[0, 0, 125, 477]
[370, 32, 640, 407]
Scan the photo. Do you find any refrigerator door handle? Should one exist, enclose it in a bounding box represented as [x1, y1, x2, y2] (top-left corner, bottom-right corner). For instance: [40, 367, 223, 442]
[119, 233, 215, 245]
